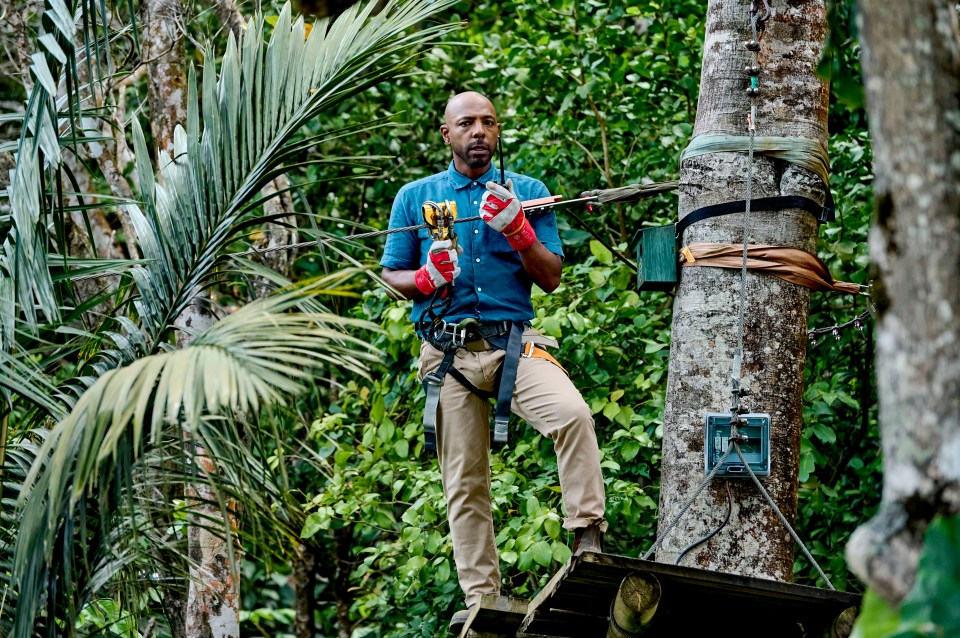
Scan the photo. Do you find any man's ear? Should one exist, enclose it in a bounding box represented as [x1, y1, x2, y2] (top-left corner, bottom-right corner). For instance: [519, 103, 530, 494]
[440, 124, 450, 144]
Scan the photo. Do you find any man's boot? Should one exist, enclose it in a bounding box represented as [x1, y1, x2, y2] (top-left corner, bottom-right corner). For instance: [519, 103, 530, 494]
[572, 522, 604, 556]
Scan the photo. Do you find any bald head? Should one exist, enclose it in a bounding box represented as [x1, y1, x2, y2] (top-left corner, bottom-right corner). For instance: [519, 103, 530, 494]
[444, 91, 497, 125]
[440, 92, 501, 179]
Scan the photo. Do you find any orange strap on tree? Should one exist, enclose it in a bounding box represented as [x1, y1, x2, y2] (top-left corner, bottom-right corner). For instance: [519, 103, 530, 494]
[679, 242, 865, 295]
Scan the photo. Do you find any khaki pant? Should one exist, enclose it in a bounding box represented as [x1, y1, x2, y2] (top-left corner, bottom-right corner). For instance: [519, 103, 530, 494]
[418, 333, 606, 607]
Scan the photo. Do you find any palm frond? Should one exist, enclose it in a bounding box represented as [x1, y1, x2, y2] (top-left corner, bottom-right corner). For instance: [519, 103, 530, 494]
[0, 349, 68, 420]
[124, 0, 457, 352]
[1, 0, 82, 339]
[12, 284, 381, 635]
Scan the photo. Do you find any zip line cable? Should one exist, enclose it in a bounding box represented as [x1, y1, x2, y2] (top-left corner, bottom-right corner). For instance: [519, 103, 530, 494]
[228, 181, 679, 262]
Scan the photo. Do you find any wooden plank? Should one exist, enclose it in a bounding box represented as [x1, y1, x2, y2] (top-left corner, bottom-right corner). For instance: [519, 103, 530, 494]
[520, 608, 609, 637]
[522, 552, 861, 636]
[463, 594, 528, 637]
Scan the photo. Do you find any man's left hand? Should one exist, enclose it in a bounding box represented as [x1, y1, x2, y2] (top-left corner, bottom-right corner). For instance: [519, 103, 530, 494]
[480, 179, 538, 251]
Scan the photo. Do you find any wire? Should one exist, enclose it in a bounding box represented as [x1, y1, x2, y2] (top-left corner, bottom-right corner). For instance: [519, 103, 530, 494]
[734, 443, 836, 590]
[642, 443, 735, 561]
[675, 480, 733, 566]
[808, 309, 871, 343]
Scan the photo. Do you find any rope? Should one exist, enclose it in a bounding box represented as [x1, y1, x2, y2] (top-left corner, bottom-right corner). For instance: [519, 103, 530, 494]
[642, 443, 735, 561]
[734, 443, 836, 590]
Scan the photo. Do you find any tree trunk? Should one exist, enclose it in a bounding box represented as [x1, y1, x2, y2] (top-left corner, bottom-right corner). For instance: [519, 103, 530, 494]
[143, 0, 187, 155]
[292, 542, 318, 638]
[845, 0, 960, 605]
[254, 173, 300, 295]
[656, 0, 829, 580]
[333, 525, 354, 638]
[142, 0, 242, 633]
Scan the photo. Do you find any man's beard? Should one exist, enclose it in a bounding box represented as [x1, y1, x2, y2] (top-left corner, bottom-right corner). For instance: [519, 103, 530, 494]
[454, 142, 491, 169]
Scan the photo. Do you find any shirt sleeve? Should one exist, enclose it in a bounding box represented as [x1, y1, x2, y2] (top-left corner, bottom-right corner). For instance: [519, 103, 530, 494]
[380, 185, 421, 270]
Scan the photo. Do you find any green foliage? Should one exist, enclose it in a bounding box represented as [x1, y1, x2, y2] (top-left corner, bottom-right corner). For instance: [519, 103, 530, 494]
[851, 516, 960, 638]
[239, 0, 883, 633]
[795, 123, 878, 590]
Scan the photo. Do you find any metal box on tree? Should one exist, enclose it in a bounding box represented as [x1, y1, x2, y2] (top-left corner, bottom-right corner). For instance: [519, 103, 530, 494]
[704, 412, 771, 478]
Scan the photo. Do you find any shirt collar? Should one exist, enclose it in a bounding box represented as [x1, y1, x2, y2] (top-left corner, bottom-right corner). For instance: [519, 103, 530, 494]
[447, 161, 500, 190]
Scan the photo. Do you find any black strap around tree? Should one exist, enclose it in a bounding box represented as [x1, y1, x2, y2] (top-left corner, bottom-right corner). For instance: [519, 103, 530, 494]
[676, 193, 835, 240]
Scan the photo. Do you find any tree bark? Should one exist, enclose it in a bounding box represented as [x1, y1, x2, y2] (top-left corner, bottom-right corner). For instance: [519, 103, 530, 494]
[845, 0, 960, 605]
[142, 0, 242, 633]
[185, 441, 242, 638]
[656, 0, 829, 581]
[292, 542, 318, 638]
[143, 0, 187, 155]
[333, 525, 354, 638]
[253, 174, 300, 295]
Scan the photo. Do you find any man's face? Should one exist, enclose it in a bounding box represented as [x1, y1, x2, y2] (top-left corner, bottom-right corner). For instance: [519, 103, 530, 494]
[441, 94, 500, 177]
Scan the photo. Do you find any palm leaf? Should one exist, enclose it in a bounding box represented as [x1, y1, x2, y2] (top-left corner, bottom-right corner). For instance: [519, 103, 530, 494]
[8, 1, 461, 633]
[1, 0, 83, 339]
[124, 0, 457, 352]
[13, 285, 382, 635]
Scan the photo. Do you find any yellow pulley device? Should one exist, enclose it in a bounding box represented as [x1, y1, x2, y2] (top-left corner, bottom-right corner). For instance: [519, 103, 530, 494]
[422, 200, 458, 250]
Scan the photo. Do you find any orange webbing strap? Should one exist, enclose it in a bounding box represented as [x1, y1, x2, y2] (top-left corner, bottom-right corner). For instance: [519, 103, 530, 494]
[679, 242, 861, 294]
[521, 342, 568, 375]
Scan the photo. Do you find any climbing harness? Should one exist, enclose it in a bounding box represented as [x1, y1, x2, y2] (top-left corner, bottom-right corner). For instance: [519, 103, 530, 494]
[414, 187, 560, 452]
[419, 319, 529, 452]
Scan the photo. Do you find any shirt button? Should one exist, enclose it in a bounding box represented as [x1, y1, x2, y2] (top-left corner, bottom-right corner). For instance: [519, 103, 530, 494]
[475, 258, 480, 263]
[477, 287, 482, 292]
[474, 229, 479, 234]
[473, 201, 478, 205]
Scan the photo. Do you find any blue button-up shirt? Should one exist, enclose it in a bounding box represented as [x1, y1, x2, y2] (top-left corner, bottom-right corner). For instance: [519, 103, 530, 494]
[381, 162, 563, 326]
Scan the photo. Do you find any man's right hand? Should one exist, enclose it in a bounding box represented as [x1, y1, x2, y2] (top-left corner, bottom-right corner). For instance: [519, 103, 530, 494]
[414, 239, 461, 295]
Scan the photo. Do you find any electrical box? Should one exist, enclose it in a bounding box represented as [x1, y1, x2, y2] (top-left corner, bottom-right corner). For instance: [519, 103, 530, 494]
[704, 412, 771, 478]
[635, 224, 678, 292]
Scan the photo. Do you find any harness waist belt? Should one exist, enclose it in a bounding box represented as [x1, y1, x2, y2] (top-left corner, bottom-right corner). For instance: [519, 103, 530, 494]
[422, 319, 513, 352]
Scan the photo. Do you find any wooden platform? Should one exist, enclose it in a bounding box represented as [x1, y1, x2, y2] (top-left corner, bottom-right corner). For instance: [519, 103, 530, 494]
[462, 552, 861, 637]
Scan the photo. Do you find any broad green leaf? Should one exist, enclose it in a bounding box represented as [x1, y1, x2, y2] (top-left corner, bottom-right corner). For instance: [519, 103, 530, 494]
[531, 540, 553, 567]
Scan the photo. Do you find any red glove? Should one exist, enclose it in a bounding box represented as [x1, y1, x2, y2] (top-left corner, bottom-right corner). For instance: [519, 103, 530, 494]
[414, 239, 461, 295]
[479, 179, 537, 251]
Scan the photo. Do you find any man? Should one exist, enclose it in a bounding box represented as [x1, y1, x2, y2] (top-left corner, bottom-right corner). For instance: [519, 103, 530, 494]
[380, 92, 605, 634]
